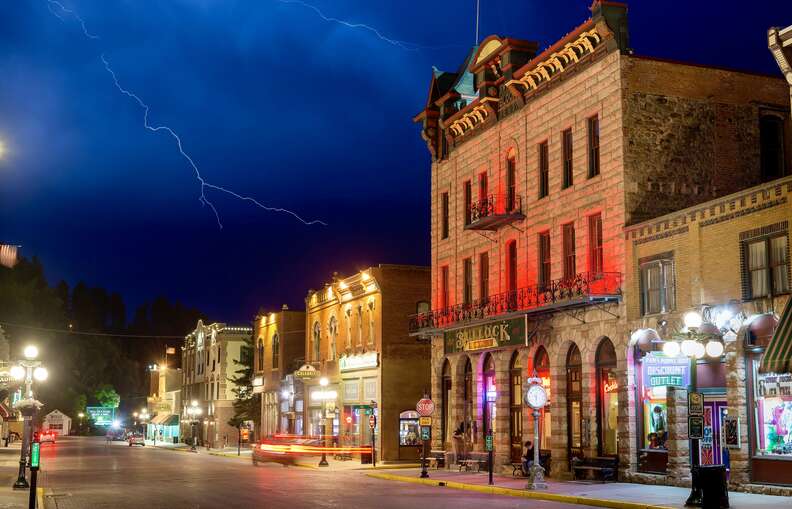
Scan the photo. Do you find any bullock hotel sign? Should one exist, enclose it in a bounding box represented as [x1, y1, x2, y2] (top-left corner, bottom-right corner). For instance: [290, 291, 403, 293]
[444, 318, 526, 354]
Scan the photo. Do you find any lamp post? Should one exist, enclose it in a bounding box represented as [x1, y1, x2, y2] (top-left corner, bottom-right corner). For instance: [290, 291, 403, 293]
[313, 377, 336, 467]
[10, 345, 48, 490]
[660, 310, 725, 507]
[77, 412, 84, 435]
[140, 409, 149, 443]
[187, 401, 202, 452]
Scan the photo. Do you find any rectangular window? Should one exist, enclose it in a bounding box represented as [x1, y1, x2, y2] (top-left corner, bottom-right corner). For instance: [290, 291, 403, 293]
[538, 141, 549, 198]
[463, 258, 473, 305]
[463, 181, 472, 226]
[539, 231, 551, 288]
[745, 235, 789, 298]
[507, 241, 518, 293]
[588, 115, 600, 178]
[440, 266, 449, 308]
[479, 252, 489, 300]
[562, 223, 576, 279]
[588, 213, 603, 274]
[562, 128, 573, 189]
[506, 156, 516, 211]
[478, 172, 488, 201]
[640, 257, 675, 315]
[441, 192, 449, 239]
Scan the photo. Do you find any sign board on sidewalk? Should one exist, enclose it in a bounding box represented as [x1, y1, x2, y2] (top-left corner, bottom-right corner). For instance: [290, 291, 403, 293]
[420, 426, 430, 441]
[416, 398, 435, 417]
[689, 416, 704, 440]
[419, 417, 432, 427]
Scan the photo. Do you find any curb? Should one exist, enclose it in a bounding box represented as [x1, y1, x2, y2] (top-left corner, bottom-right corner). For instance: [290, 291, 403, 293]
[37, 487, 44, 509]
[366, 472, 675, 509]
[154, 445, 195, 454]
[208, 452, 250, 460]
[354, 463, 422, 471]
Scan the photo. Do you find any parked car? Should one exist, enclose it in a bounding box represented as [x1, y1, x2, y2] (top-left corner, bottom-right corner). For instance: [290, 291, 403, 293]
[128, 433, 145, 447]
[35, 430, 56, 444]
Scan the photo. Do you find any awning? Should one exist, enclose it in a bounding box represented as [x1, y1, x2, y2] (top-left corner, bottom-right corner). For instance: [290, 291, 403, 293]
[162, 415, 179, 426]
[760, 298, 792, 374]
[151, 413, 174, 425]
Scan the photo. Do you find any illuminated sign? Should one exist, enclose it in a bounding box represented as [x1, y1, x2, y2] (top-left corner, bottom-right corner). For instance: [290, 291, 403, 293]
[603, 381, 619, 393]
[641, 353, 690, 388]
[444, 318, 526, 354]
[86, 406, 115, 426]
[338, 352, 378, 372]
[30, 442, 40, 469]
[294, 364, 318, 379]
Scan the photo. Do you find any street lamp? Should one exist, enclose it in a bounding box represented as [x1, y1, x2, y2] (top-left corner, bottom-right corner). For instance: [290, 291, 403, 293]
[140, 409, 149, 443]
[187, 401, 202, 452]
[78, 412, 84, 435]
[313, 378, 335, 467]
[11, 345, 47, 490]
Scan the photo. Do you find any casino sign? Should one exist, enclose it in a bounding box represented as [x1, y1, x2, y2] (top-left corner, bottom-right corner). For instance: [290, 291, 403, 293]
[444, 317, 526, 354]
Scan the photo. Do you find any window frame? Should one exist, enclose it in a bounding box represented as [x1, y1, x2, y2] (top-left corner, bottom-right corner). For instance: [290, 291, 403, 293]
[441, 192, 449, 240]
[440, 265, 450, 309]
[463, 180, 472, 226]
[506, 155, 517, 211]
[587, 115, 600, 178]
[562, 128, 574, 189]
[538, 141, 549, 199]
[463, 257, 473, 305]
[538, 231, 551, 288]
[759, 114, 786, 181]
[588, 213, 603, 274]
[639, 255, 676, 316]
[507, 240, 518, 294]
[562, 223, 576, 280]
[272, 333, 280, 369]
[742, 233, 790, 300]
[479, 252, 489, 301]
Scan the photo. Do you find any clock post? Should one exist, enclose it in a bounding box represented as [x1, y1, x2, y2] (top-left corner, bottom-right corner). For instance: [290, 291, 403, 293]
[524, 376, 548, 490]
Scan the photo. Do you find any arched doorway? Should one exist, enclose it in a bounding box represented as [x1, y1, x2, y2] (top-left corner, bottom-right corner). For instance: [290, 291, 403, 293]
[596, 338, 618, 457]
[567, 344, 583, 463]
[509, 351, 523, 462]
[482, 354, 497, 441]
[463, 357, 473, 446]
[441, 360, 452, 446]
[534, 346, 551, 450]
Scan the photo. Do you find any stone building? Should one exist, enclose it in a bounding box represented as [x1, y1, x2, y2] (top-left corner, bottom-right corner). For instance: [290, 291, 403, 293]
[181, 320, 251, 448]
[146, 364, 182, 443]
[412, 0, 790, 478]
[624, 175, 792, 492]
[253, 305, 305, 437]
[303, 265, 430, 463]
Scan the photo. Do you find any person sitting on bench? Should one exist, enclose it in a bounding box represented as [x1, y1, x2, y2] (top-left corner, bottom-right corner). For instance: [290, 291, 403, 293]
[522, 440, 535, 475]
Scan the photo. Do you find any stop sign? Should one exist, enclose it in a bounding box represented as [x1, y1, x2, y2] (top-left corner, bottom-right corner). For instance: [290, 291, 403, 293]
[416, 398, 435, 417]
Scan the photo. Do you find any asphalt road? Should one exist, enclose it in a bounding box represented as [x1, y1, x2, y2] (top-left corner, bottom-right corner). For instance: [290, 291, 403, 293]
[34, 437, 598, 509]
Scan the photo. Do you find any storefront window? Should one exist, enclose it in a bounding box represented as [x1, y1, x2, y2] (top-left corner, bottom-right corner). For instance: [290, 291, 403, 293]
[442, 360, 451, 446]
[567, 344, 583, 460]
[754, 368, 792, 456]
[483, 354, 496, 438]
[534, 346, 551, 450]
[596, 338, 618, 457]
[510, 352, 523, 462]
[399, 410, 420, 446]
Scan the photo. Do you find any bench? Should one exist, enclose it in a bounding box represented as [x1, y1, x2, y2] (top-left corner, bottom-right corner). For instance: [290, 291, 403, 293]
[458, 459, 486, 472]
[511, 462, 525, 477]
[513, 450, 552, 477]
[572, 456, 618, 482]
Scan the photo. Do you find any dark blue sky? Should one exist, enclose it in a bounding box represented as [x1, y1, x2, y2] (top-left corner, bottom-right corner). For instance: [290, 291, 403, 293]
[1, 1, 790, 322]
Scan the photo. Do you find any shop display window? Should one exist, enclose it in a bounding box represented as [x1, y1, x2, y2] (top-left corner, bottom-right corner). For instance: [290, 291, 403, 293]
[755, 369, 792, 457]
[399, 410, 420, 446]
[642, 387, 668, 449]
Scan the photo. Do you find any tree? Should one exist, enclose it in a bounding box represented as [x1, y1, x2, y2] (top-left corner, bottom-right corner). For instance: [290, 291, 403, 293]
[228, 335, 260, 435]
[94, 384, 120, 408]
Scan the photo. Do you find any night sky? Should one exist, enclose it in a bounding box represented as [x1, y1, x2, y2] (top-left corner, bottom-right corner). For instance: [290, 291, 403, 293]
[1, 1, 790, 323]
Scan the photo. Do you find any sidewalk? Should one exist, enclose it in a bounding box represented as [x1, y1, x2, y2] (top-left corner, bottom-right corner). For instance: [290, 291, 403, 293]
[0, 442, 42, 509]
[368, 468, 791, 509]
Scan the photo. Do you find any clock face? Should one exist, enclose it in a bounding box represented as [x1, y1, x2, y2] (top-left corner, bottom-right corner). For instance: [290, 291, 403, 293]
[524, 384, 547, 409]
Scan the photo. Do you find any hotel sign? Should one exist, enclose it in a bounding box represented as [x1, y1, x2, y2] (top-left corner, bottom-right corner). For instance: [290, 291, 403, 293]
[294, 364, 318, 380]
[339, 352, 378, 372]
[641, 352, 690, 388]
[444, 318, 526, 354]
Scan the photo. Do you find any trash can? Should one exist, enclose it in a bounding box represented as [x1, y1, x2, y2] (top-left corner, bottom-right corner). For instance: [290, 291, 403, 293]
[697, 465, 729, 509]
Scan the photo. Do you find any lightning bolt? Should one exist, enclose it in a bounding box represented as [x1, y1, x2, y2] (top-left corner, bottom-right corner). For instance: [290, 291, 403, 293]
[46, 0, 326, 228]
[276, 0, 422, 51]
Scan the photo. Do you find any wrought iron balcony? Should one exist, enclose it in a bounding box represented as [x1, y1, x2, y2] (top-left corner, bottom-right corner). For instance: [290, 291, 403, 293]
[466, 193, 524, 231]
[408, 272, 622, 333]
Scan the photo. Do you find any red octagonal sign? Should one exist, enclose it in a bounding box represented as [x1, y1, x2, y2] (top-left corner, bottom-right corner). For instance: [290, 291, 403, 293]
[416, 398, 435, 417]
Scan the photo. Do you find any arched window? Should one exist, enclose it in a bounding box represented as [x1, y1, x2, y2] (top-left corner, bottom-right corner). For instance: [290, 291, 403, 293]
[534, 346, 551, 449]
[367, 299, 376, 347]
[328, 316, 338, 361]
[272, 333, 280, 369]
[257, 338, 264, 372]
[344, 307, 352, 350]
[483, 354, 497, 439]
[506, 150, 517, 211]
[506, 240, 518, 298]
[510, 352, 523, 462]
[566, 343, 583, 462]
[596, 338, 618, 456]
[441, 360, 451, 445]
[760, 114, 786, 181]
[356, 305, 364, 347]
[312, 321, 321, 361]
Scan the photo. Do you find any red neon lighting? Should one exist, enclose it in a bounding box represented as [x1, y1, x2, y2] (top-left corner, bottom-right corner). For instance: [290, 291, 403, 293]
[603, 381, 619, 393]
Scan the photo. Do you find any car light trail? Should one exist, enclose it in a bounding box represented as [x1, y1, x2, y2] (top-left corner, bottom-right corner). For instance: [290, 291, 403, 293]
[46, 0, 326, 228]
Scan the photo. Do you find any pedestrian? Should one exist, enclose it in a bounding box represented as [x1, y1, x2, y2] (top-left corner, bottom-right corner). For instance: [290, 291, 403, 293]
[522, 440, 534, 475]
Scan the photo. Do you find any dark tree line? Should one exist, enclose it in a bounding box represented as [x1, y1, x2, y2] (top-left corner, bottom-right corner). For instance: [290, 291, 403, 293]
[0, 256, 206, 419]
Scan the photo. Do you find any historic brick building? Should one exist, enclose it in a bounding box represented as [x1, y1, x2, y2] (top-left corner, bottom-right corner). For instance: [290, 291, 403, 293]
[412, 0, 790, 478]
[303, 265, 430, 462]
[253, 305, 305, 438]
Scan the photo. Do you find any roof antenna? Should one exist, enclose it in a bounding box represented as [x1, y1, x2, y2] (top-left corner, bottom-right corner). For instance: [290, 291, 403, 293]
[475, 0, 481, 44]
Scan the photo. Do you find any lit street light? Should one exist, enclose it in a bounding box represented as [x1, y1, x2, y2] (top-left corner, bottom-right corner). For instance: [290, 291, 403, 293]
[313, 377, 336, 467]
[10, 344, 47, 490]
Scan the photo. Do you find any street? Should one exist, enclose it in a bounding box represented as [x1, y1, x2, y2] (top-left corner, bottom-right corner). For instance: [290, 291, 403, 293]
[32, 437, 599, 509]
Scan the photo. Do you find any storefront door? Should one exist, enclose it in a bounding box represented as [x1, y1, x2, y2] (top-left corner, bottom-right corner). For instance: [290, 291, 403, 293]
[567, 344, 583, 463]
[483, 355, 496, 440]
[699, 399, 727, 466]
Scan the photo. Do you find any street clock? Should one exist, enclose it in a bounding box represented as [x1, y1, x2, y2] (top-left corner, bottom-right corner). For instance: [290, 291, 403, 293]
[524, 382, 548, 410]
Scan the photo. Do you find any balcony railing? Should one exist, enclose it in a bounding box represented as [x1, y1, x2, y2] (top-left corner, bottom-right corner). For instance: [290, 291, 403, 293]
[409, 272, 622, 333]
[466, 193, 524, 231]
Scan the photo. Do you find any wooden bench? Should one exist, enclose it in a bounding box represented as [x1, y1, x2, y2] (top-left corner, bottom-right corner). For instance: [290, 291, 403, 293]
[458, 459, 486, 472]
[572, 456, 618, 482]
[428, 451, 445, 469]
[511, 462, 525, 477]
